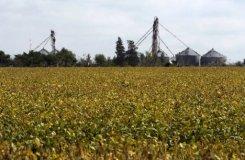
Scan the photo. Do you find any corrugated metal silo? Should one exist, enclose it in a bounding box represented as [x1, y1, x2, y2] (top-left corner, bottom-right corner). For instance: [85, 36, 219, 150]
[201, 49, 226, 66]
[176, 48, 200, 66]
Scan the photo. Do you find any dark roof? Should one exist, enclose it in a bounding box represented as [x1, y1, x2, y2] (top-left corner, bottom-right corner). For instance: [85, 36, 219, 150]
[177, 47, 200, 56]
[203, 48, 225, 58]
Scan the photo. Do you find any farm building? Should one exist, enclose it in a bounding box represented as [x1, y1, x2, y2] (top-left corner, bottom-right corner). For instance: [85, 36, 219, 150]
[176, 48, 200, 66]
[201, 49, 226, 66]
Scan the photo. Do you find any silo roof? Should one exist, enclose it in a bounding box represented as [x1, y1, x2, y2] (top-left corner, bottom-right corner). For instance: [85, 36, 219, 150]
[157, 50, 169, 57]
[178, 47, 200, 56]
[203, 48, 225, 58]
[39, 48, 50, 54]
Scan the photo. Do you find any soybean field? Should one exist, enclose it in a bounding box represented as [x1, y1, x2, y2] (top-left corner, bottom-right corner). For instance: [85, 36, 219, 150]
[0, 68, 244, 159]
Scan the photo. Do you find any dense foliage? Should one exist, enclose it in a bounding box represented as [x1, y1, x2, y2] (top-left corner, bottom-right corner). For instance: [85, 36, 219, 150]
[95, 54, 107, 67]
[125, 40, 140, 67]
[0, 37, 171, 67]
[13, 48, 77, 67]
[0, 68, 244, 159]
[0, 51, 11, 67]
[115, 37, 126, 66]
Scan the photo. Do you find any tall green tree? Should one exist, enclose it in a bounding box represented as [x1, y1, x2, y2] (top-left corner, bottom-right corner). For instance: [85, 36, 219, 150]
[85, 54, 92, 67]
[115, 37, 126, 66]
[55, 48, 77, 67]
[95, 54, 107, 66]
[126, 40, 139, 66]
[0, 51, 11, 66]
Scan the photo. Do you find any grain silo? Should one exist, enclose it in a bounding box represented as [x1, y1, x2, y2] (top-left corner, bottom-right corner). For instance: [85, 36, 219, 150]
[201, 49, 226, 66]
[39, 48, 50, 55]
[176, 47, 200, 66]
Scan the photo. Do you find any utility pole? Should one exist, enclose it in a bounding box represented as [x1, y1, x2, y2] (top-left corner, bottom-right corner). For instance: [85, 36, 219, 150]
[152, 17, 159, 57]
[29, 39, 32, 51]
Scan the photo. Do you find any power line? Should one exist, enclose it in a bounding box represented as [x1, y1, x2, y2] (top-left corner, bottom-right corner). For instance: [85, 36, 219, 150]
[158, 35, 175, 57]
[136, 30, 153, 47]
[33, 36, 51, 51]
[159, 23, 189, 48]
[135, 27, 153, 46]
[135, 18, 188, 59]
[43, 38, 51, 49]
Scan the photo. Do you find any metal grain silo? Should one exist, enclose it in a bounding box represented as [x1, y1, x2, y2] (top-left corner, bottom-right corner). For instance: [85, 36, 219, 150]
[201, 49, 226, 66]
[39, 48, 50, 55]
[176, 48, 200, 66]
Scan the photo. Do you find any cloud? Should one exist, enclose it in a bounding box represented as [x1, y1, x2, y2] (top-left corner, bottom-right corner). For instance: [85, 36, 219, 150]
[0, 0, 244, 62]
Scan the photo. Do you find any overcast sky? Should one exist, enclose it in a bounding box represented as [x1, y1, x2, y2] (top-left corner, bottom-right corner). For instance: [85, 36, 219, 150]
[0, 0, 244, 62]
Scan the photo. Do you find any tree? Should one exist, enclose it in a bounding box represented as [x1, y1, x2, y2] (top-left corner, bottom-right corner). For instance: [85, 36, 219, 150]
[95, 54, 107, 66]
[126, 40, 139, 66]
[76, 57, 86, 67]
[0, 51, 11, 66]
[28, 51, 46, 67]
[14, 53, 27, 67]
[106, 57, 115, 66]
[139, 53, 146, 66]
[159, 51, 170, 67]
[55, 48, 77, 67]
[76, 54, 92, 67]
[44, 53, 57, 67]
[235, 61, 243, 67]
[13, 51, 45, 67]
[145, 52, 154, 66]
[85, 54, 92, 67]
[115, 37, 126, 66]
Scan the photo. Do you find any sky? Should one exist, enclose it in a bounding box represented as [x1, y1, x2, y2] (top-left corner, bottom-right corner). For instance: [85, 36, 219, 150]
[0, 0, 244, 62]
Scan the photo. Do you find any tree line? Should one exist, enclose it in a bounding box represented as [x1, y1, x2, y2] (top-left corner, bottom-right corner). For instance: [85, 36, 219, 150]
[0, 37, 244, 67]
[0, 37, 170, 67]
